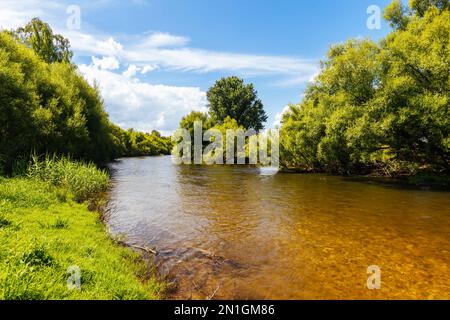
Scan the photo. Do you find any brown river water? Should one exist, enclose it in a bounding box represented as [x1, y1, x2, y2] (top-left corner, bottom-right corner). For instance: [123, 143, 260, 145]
[106, 156, 450, 299]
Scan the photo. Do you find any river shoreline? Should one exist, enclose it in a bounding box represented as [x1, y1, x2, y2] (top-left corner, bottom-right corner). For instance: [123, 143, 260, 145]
[279, 168, 450, 191]
[0, 176, 163, 299]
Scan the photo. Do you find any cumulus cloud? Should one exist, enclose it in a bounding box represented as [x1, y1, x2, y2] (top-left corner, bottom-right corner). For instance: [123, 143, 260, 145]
[79, 61, 207, 134]
[92, 55, 120, 70]
[0, 0, 62, 30]
[122, 64, 139, 78]
[63, 29, 317, 79]
[141, 64, 158, 74]
[0, 0, 319, 134]
[67, 33, 124, 56]
[0, 0, 318, 80]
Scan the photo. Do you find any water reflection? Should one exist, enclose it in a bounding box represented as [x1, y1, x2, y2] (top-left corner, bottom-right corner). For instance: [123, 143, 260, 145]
[106, 156, 450, 299]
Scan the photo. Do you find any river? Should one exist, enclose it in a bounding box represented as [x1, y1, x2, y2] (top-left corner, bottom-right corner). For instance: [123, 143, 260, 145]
[106, 156, 450, 299]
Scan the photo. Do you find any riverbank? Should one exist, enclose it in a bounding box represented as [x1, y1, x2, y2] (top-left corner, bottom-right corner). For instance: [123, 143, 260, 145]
[279, 167, 450, 191]
[0, 165, 163, 299]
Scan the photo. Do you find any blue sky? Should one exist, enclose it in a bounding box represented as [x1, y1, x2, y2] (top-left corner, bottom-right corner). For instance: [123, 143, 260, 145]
[0, 0, 393, 134]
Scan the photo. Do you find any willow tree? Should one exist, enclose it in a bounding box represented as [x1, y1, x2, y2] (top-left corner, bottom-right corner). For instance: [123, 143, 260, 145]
[0, 22, 114, 173]
[280, 0, 449, 175]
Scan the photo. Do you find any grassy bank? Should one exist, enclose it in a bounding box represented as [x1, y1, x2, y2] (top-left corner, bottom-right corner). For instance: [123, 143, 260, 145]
[0, 158, 163, 300]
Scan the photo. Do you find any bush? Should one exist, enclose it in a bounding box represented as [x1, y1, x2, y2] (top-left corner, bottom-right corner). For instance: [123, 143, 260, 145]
[280, 3, 450, 175]
[0, 31, 116, 173]
[26, 155, 109, 202]
[0, 27, 173, 174]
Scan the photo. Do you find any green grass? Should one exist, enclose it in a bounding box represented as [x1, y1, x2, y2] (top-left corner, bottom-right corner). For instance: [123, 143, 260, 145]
[25, 155, 109, 203]
[0, 175, 163, 300]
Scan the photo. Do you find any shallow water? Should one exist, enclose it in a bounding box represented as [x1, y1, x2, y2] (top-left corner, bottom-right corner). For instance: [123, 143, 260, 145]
[106, 156, 450, 299]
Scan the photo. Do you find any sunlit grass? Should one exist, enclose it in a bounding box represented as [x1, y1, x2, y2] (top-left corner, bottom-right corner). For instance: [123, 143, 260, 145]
[25, 155, 109, 203]
[0, 173, 163, 300]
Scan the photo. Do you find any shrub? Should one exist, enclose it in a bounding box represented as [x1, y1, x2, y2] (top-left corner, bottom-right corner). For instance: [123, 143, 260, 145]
[27, 155, 109, 202]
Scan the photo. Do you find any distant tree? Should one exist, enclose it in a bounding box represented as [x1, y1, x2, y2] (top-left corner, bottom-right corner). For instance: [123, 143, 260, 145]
[11, 18, 73, 63]
[206, 76, 267, 131]
[178, 111, 214, 133]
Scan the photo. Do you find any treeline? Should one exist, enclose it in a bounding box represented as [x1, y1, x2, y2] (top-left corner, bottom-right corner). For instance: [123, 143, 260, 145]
[110, 125, 172, 157]
[280, 0, 449, 176]
[0, 19, 171, 174]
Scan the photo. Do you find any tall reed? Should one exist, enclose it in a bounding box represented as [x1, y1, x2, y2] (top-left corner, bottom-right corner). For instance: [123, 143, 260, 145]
[26, 155, 109, 202]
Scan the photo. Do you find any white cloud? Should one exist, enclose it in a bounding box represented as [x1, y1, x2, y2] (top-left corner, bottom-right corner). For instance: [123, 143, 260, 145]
[141, 64, 158, 74]
[123, 64, 139, 78]
[66, 32, 124, 56]
[139, 32, 190, 48]
[122, 47, 318, 77]
[79, 61, 207, 133]
[0, 0, 319, 134]
[64, 30, 318, 79]
[92, 55, 120, 70]
[0, 0, 318, 80]
[0, 0, 64, 30]
[273, 105, 292, 128]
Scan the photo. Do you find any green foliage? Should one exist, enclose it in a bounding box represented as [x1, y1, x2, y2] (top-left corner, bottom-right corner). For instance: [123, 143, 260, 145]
[207, 76, 268, 131]
[0, 177, 163, 300]
[176, 85, 269, 163]
[111, 125, 173, 157]
[1, 20, 172, 174]
[179, 111, 215, 134]
[21, 245, 54, 267]
[173, 111, 214, 159]
[384, 0, 410, 29]
[409, 0, 449, 16]
[203, 116, 245, 163]
[281, 3, 450, 175]
[11, 18, 73, 63]
[0, 177, 57, 208]
[0, 216, 11, 228]
[52, 218, 69, 229]
[175, 110, 265, 164]
[385, 0, 449, 29]
[0, 19, 168, 301]
[26, 155, 109, 203]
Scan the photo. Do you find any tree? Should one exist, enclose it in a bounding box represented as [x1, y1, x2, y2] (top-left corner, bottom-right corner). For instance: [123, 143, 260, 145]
[178, 111, 214, 134]
[384, 0, 410, 29]
[280, 1, 449, 175]
[11, 18, 73, 63]
[409, 0, 448, 16]
[384, 0, 449, 29]
[0, 19, 172, 174]
[206, 76, 267, 131]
